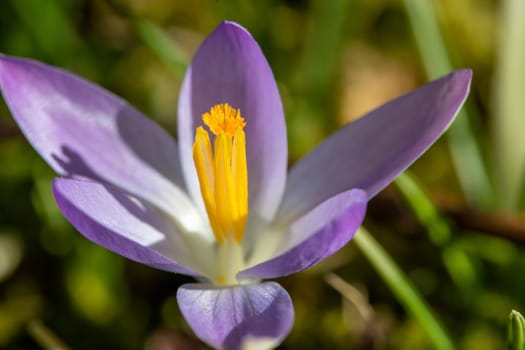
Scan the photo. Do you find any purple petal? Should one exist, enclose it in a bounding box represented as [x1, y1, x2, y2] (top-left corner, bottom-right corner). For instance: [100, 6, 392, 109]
[177, 282, 293, 350]
[178, 21, 287, 224]
[276, 70, 472, 224]
[53, 178, 202, 276]
[0, 56, 197, 220]
[240, 189, 366, 279]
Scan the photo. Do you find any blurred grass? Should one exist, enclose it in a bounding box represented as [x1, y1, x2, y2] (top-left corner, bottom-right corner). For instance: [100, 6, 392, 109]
[403, 0, 494, 208]
[0, 1, 523, 349]
[133, 18, 188, 77]
[493, 0, 525, 210]
[354, 228, 454, 350]
[395, 173, 452, 245]
[5, 0, 91, 66]
[27, 320, 71, 350]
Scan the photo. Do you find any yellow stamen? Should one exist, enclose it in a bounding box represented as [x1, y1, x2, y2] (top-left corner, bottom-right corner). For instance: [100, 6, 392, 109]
[231, 128, 247, 242]
[202, 103, 246, 136]
[192, 103, 248, 245]
[192, 127, 221, 241]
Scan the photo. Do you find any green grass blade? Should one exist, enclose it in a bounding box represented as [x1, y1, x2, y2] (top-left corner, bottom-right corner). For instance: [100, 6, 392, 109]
[395, 173, 452, 245]
[403, 0, 493, 208]
[7, 0, 83, 62]
[493, 0, 525, 210]
[354, 228, 454, 350]
[133, 19, 189, 77]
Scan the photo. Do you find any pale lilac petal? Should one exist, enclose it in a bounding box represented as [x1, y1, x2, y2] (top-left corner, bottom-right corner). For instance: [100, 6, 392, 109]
[52, 178, 203, 276]
[239, 189, 366, 279]
[178, 21, 287, 224]
[0, 56, 201, 225]
[276, 70, 472, 224]
[177, 282, 293, 350]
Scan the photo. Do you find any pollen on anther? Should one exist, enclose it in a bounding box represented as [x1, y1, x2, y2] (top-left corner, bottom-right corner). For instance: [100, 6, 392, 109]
[202, 103, 246, 136]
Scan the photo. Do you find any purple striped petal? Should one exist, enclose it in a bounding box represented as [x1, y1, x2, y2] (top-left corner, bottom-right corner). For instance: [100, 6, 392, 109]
[177, 282, 293, 350]
[53, 178, 202, 276]
[0, 56, 198, 221]
[276, 70, 472, 224]
[178, 21, 287, 224]
[240, 189, 366, 279]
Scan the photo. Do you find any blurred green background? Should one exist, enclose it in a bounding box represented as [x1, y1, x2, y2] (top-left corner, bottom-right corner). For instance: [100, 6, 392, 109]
[0, 0, 524, 349]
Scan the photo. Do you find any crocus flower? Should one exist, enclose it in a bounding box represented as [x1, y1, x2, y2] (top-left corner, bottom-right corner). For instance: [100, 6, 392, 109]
[0, 21, 470, 350]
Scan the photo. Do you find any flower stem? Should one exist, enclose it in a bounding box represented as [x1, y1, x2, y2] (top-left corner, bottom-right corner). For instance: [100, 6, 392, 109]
[353, 228, 454, 350]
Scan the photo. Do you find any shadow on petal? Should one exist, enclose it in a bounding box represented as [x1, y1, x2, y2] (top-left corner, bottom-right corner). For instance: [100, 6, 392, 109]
[53, 178, 201, 276]
[0, 56, 196, 222]
[115, 105, 186, 190]
[52, 145, 104, 182]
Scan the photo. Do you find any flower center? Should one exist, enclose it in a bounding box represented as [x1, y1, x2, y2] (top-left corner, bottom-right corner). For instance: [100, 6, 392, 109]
[192, 103, 248, 284]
